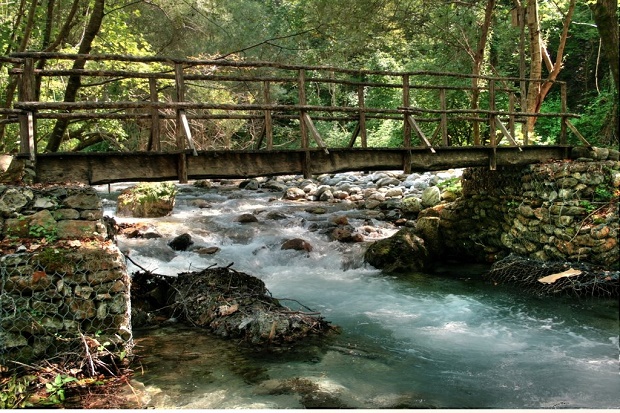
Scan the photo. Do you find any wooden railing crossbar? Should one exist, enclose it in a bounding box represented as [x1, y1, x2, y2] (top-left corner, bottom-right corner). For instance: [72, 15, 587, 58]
[4, 52, 588, 180]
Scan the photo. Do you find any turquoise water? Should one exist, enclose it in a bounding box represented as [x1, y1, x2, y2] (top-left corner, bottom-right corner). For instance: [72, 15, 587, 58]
[98, 183, 620, 409]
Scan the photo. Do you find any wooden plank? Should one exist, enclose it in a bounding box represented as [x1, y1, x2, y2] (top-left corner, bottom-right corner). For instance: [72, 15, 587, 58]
[19, 58, 36, 158]
[566, 120, 592, 147]
[402, 74, 411, 148]
[302, 113, 329, 154]
[358, 83, 367, 148]
[406, 115, 436, 153]
[538, 268, 581, 284]
[180, 110, 198, 156]
[403, 150, 412, 174]
[560, 83, 567, 145]
[298, 69, 310, 178]
[430, 124, 441, 144]
[148, 77, 161, 151]
[489, 79, 496, 147]
[495, 118, 522, 151]
[348, 122, 360, 147]
[27, 112, 35, 161]
[439, 88, 448, 146]
[508, 92, 516, 140]
[175, 63, 188, 183]
[256, 123, 266, 150]
[13, 100, 581, 118]
[30, 146, 572, 184]
[263, 80, 273, 150]
[178, 153, 188, 183]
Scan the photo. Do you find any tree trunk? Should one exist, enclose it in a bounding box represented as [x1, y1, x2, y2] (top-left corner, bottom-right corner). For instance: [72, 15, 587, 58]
[471, 0, 496, 146]
[0, 0, 38, 152]
[535, 0, 576, 110]
[589, 0, 618, 146]
[589, 0, 619, 94]
[525, 0, 576, 134]
[525, 0, 542, 134]
[45, 0, 105, 153]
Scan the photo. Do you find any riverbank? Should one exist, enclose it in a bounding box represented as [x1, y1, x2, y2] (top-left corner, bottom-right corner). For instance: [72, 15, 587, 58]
[1, 157, 618, 407]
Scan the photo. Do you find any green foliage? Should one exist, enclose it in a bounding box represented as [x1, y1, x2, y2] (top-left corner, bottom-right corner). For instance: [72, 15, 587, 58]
[437, 177, 462, 194]
[580, 200, 596, 214]
[43, 374, 77, 406]
[130, 182, 177, 204]
[1, 0, 614, 152]
[593, 185, 613, 202]
[535, 97, 564, 145]
[29, 224, 58, 243]
[0, 374, 35, 409]
[571, 88, 618, 148]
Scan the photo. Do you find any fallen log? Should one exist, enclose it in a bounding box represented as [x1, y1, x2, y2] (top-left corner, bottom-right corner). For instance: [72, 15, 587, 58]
[130, 264, 337, 346]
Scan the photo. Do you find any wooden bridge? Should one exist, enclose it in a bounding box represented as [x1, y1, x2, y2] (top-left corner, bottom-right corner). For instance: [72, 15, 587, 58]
[1, 53, 588, 185]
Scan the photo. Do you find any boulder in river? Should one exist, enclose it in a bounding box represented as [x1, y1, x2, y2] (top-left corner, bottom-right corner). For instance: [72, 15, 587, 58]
[168, 233, 193, 251]
[236, 213, 259, 223]
[330, 227, 364, 243]
[364, 227, 430, 273]
[281, 238, 313, 252]
[116, 182, 177, 217]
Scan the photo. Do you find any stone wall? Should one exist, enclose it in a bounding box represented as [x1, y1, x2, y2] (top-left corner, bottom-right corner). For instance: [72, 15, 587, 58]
[0, 185, 131, 367]
[427, 159, 619, 269]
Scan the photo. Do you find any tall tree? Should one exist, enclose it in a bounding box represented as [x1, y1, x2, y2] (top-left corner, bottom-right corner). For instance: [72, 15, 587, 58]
[45, 0, 106, 152]
[588, 0, 618, 143]
[589, 0, 619, 93]
[0, 0, 38, 151]
[470, 0, 496, 145]
[524, 0, 576, 134]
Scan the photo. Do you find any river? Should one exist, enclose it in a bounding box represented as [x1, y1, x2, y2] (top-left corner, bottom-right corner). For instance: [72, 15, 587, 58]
[96, 178, 619, 409]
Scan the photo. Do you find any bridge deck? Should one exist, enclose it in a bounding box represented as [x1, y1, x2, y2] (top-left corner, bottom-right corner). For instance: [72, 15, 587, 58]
[29, 146, 570, 185]
[4, 53, 585, 184]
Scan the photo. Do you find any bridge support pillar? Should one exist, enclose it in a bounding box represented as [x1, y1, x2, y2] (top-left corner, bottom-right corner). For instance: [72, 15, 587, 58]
[403, 150, 412, 174]
[177, 153, 188, 183]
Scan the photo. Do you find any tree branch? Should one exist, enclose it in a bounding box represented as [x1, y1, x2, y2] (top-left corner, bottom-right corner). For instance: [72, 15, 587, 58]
[215, 27, 322, 60]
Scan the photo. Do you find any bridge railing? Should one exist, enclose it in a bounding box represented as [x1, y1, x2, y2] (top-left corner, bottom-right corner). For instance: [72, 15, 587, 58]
[4, 53, 585, 173]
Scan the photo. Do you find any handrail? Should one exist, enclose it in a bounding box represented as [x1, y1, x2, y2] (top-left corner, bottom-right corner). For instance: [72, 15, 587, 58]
[7, 52, 571, 84]
[4, 52, 585, 179]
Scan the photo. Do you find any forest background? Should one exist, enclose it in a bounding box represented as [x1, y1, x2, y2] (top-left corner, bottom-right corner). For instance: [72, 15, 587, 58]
[0, 0, 618, 154]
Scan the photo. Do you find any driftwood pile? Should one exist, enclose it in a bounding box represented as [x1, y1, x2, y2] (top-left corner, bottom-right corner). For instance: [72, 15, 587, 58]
[485, 254, 619, 297]
[130, 264, 336, 346]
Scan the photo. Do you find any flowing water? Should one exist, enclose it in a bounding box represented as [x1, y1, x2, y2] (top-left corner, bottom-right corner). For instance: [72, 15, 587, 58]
[97, 181, 619, 409]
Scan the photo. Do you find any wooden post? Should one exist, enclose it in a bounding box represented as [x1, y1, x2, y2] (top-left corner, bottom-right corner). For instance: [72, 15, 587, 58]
[358, 83, 367, 148]
[489, 79, 497, 170]
[148, 77, 161, 151]
[175, 63, 188, 183]
[298, 69, 311, 178]
[518, 4, 528, 145]
[263, 80, 273, 150]
[495, 118, 522, 151]
[402, 74, 411, 149]
[303, 113, 329, 154]
[407, 115, 436, 154]
[439, 88, 448, 146]
[179, 110, 198, 156]
[566, 120, 592, 147]
[560, 82, 567, 145]
[348, 122, 360, 147]
[508, 92, 516, 142]
[488, 79, 496, 148]
[18, 58, 36, 159]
